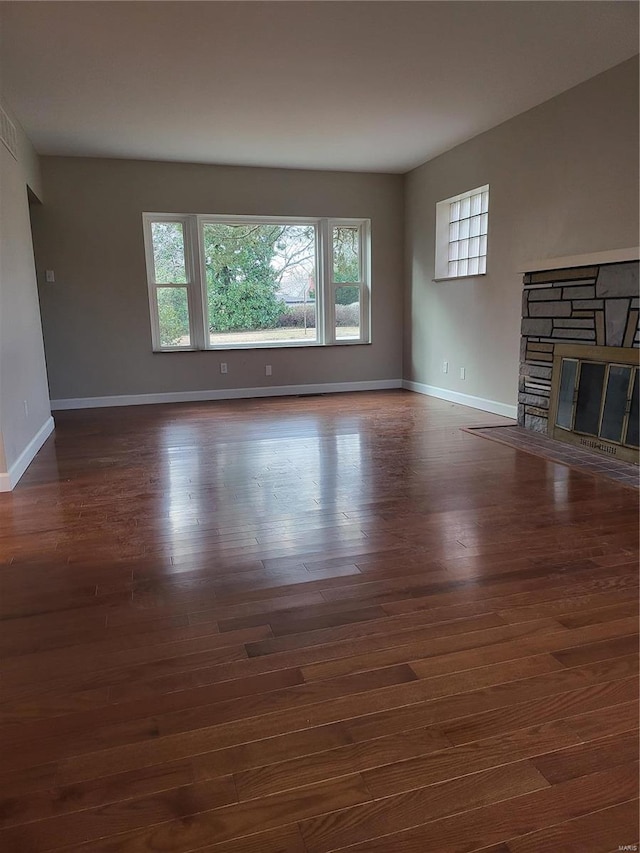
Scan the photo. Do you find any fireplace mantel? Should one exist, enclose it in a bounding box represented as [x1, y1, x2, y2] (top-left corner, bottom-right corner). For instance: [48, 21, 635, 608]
[518, 247, 639, 275]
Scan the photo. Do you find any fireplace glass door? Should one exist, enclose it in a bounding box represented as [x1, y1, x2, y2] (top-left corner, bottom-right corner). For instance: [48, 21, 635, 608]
[555, 358, 638, 450]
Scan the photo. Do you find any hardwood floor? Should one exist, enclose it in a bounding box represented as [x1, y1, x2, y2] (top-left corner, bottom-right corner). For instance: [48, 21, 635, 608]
[0, 390, 637, 852]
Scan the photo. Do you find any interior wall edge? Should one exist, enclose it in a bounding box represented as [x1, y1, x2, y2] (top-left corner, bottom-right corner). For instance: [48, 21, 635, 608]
[0, 415, 54, 491]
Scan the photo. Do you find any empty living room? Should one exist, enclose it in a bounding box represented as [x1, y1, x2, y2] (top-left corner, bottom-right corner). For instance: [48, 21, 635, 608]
[0, 2, 638, 851]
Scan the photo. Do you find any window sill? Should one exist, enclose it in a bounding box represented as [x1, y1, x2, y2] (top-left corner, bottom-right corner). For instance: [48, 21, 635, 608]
[153, 340, 371, 353]
[433, 273, 488, 283]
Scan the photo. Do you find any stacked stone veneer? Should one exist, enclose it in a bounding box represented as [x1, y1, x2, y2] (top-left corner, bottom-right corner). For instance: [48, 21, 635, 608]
[519, 260, 639, 432]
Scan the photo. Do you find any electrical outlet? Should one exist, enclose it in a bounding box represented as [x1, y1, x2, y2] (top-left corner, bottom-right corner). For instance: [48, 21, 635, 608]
[220, 362, 228, 374]
[459, 367, 466, 380]
[265, 365, 272, 376]
[45, 270, 55, 284]
[443, 361, 449, 374]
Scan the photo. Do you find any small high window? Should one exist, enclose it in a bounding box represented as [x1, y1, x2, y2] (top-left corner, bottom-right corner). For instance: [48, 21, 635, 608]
[435, 185, 489, 279]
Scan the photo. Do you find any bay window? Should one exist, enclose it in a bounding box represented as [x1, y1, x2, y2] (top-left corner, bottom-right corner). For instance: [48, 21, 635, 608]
[143, 214, 371, 351]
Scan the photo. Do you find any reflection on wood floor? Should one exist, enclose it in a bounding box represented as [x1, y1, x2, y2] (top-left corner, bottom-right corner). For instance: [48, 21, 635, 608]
[0, 390, 637, 852]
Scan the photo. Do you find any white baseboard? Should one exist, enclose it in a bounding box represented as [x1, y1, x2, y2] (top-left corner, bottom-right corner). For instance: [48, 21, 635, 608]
[0, 416, 55, 492]
[51, 379, 403, 411]
[402, 380, 517, 419]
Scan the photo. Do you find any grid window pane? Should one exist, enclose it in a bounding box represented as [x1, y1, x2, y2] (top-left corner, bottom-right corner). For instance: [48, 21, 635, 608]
[151, 222, 187, 284]
[157, 287, 190, 347]
[335, 287, 360, 339]
[442, 187, 488, 278]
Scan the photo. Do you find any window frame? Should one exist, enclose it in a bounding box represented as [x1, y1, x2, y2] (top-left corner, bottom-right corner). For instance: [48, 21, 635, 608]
[327, 218, 371, 346]
[143, 214, 201, 351]
[434, 185, 489, 281]
[142, 213, 371, 352]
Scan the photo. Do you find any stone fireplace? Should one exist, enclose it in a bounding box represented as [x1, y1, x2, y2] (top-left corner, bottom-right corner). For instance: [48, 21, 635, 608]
[518, 257, 639, 462]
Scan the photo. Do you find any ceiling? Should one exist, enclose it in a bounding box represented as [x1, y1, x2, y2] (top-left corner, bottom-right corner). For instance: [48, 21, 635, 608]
[1, 1, 638, 174]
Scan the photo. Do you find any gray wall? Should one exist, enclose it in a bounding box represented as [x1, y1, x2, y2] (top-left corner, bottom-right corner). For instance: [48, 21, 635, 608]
[0, 103, 51, 481]
[404, 56, 639, 409]
[32, 159, 404, 402]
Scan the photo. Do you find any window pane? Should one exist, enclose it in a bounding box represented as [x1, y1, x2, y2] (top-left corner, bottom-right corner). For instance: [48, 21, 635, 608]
[556, 358, 578, 429]
[157, 287, 190, 347]
[202, 222, 318, 346]
[438, 188, 488, 281]
[335, 286, 360, 339]
[151, 222, 187, 284]
[574, 362, 606, 436]
[625, 370, 639, 447]
[333, 226, 360, 283]
[600, 365, 632, 443]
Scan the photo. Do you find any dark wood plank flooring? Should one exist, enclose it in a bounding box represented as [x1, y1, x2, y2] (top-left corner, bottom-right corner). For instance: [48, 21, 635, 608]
[0, 390, 637, 852]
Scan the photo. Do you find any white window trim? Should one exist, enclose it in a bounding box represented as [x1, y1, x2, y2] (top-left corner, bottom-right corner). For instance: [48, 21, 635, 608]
[327, 218, 371, 347]
[143, 214, 200, 351]
[434, 184, 489, 281]
[143, 213, 371, 352]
